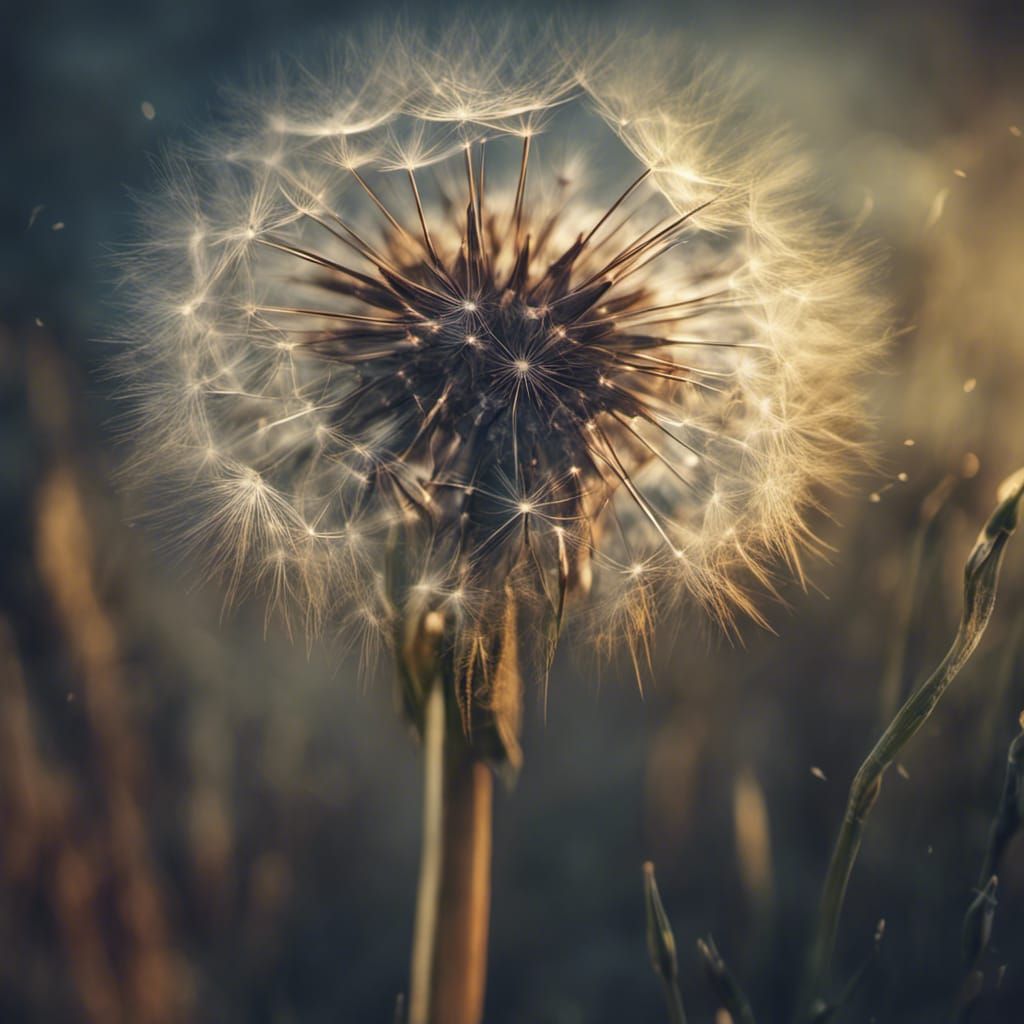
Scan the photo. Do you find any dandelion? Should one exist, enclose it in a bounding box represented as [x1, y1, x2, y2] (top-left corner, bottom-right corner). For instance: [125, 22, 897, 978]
[115, 22, 883, 1024]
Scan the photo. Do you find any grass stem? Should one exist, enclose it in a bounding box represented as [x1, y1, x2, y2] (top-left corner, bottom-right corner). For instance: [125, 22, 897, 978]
[798, 473, 1024, 1020]
[643, 862, 688, 1024]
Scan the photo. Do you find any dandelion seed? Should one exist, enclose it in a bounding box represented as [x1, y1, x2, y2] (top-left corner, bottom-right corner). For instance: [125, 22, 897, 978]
[850, 188, 874, 231]
[925, 187, 950, 229]
[115, 22, 883, 719]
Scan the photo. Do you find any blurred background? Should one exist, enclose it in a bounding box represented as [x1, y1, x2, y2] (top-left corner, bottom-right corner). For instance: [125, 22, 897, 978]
[3, 1, 1024, 1021]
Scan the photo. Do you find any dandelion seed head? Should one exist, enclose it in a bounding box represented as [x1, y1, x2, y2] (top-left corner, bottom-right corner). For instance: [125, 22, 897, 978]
[116, 21, 883, 693]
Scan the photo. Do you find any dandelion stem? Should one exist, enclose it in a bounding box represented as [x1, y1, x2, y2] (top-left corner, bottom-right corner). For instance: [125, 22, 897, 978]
[408, 677, 494, 1024]
[799, 472, 1024, 1021]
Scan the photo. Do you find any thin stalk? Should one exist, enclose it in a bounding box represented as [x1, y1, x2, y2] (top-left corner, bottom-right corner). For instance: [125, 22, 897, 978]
[408, 678, 494, 1024]
[697, 935, 757, 1024]
[409, 680, 446, 1024]
[798, 473, 1024, 1021]
[954, 723, 1024, 1019]
[877, 475, 956, 725]
[660, 975, 688, 1024]
[643, 862, 688, 1024]
[975, 727, 1024, 889]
